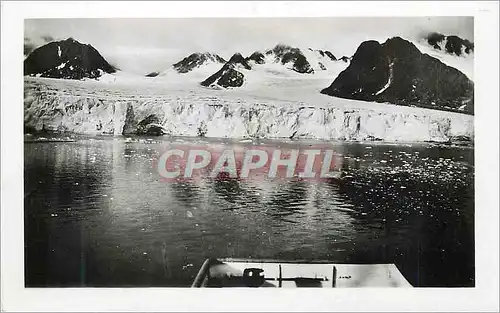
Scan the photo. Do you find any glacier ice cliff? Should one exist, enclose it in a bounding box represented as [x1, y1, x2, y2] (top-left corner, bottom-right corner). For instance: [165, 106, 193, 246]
[24, 78, 473, 142]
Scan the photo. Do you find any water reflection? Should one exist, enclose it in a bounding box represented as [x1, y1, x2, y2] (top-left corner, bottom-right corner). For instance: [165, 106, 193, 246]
[24, 136, 474, 287]
[264, 179, 308, 219]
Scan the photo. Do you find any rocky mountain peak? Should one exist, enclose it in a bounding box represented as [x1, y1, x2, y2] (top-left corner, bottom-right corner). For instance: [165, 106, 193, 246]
[173, 52, 226, 73]
[426, 32, 474, 56]
[321, 36, 474, 114]
[227, 53, 252, 70]
[246, 51, 265, 64]
[266, 44, 314, 74]
[24, 37, 116, 79]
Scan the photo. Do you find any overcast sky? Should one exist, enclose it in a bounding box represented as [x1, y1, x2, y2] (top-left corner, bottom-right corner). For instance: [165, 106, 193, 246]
[25, 17, 473, 74]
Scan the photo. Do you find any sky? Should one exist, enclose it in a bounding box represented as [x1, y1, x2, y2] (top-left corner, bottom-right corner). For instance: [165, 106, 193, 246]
[24, 17, 474, 74]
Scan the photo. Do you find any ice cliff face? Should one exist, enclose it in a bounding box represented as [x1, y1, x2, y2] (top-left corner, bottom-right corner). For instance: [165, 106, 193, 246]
[24, 78, 473, 142]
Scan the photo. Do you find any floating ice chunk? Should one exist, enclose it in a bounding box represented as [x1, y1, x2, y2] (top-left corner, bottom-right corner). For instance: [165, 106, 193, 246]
[182, 263, 193, 270]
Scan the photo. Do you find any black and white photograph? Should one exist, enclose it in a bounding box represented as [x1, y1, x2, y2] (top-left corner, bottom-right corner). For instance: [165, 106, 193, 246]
[1, 1, 499, 312]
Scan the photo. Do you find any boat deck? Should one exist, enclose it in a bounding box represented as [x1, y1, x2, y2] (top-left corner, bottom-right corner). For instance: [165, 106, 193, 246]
[192, 258, 412, 288]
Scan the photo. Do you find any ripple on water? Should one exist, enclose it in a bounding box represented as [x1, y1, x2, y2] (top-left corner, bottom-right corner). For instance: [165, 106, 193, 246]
[24, 138, 474, 287]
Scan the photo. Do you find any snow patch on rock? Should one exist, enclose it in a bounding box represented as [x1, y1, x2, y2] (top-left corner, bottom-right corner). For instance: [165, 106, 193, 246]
[375, 61, 394, 96]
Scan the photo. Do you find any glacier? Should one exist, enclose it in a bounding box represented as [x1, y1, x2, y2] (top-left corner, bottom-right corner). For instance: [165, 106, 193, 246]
[24, 75, 473, 142]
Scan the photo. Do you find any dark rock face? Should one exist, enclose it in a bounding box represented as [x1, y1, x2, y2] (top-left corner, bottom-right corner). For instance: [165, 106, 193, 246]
[266, 44, 314, 74]
[136, 115, 165, 136]
[310, 49, 336, 61]
[228, 53, 252, 70]
[24, 38, 116, 79]
[201, 66, 244, 88]
[145, 72, 159, 77]
[173, 53, 226, 73]
[246, 51, 265, 64]
[201, 53, 250, 88]
[426, 32, 474, 56]
[284, 53, 314, 74]
[324, 51, 336, 61]
[320, 50, 336, 61]
[322, 41, 388, 99]
[321, 37, 474, 114]
[309, 48, 337, 61]
[216, 68, 244, 87]
[427, 32, 446, 50]
[339, 56, 351, 63]
[445, 35, 474, 56]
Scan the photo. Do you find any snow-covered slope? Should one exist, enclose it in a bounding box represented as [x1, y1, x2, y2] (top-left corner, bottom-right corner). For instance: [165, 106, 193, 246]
[195, 45, 350, 90]
[24, 76, 473, 142]
[246, 45, 343, 75]
[153, 52, 227, 79]
[172, 52, 226, 73]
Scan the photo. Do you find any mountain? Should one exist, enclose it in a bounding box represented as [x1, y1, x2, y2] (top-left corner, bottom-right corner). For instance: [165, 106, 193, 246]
[246, 52, 265, 64]
[24, 38, 116, 79]
[321, 37, 474, 114]
[227, 53, 252, 70]
[323, 50, 336, 61]
[146, 44, 343, 84]
[265, 44, 314, 74]
[245, 45, 338, 73]
[339, 56, 351, 63]
[308, 48, 337, 61]
[426, 32, 474, 56]
[200, 53, 249, 88]
[200, 44, 346, 88]
[172, 52, 226, 73]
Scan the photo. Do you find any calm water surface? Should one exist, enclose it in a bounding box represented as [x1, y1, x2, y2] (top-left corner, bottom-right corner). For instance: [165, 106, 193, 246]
[24, 135, 474, 287]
